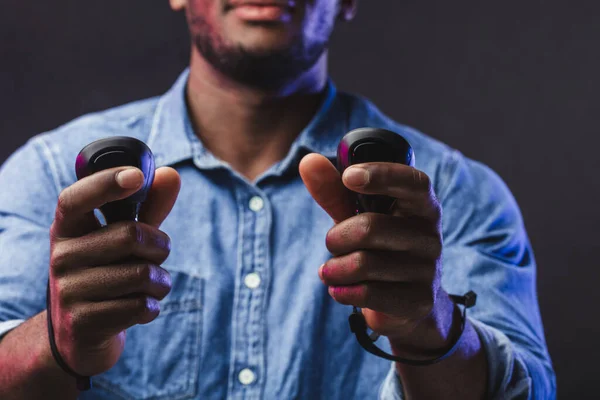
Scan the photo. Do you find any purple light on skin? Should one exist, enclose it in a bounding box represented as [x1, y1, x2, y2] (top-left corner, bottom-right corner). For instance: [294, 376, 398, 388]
[330, 284, 365, 300]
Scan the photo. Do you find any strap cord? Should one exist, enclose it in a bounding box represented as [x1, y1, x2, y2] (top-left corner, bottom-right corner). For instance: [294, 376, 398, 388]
[349, 291, 477, 366]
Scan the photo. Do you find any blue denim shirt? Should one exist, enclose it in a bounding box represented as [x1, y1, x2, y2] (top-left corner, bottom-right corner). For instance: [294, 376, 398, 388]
[0, 69, 555, 399]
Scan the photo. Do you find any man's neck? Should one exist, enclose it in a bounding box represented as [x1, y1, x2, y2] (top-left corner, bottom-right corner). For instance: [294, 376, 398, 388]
[185, 48, 328, 182]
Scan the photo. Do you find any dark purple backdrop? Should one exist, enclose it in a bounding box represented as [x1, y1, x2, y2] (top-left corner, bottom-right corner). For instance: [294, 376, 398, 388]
[1, 1, 596, 397]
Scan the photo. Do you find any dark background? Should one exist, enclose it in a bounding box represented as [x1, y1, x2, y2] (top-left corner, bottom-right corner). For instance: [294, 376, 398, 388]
[1, 0, 595, 397]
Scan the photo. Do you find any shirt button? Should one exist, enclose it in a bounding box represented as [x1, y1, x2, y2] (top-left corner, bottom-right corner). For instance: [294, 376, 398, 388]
[238, 368, 256, 385]
[249, 196, 264, 212]
[244, 272, 261, 289]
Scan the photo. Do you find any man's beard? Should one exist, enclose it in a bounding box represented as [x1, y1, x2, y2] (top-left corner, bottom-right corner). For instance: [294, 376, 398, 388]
[191, 18, 328, 91]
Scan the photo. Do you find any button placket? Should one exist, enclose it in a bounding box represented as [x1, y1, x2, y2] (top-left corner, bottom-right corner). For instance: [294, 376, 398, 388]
[228, 189, 271, 399]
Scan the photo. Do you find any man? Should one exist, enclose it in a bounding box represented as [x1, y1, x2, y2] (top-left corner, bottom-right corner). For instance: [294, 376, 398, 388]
[0, 0, 555, 399]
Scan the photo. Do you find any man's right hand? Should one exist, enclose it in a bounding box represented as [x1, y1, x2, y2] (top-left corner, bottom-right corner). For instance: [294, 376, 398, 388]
[47, 166, 181, 377]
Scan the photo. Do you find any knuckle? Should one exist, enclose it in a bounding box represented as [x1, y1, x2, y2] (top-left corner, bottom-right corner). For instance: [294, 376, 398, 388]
[135, 264, 154, 284]
[353, 251, 368, 276]
[53, 277, 72, 306]
[49, 221, 61, 241]
[325, 227, 336, 251]
[55, 190, 72, 220]
[358, 214, 373, 240]
[154, 231, 172, 262]
[50, 243, 70, 272]
[122, 221, 144, 247]
[68, 306, 87, 340]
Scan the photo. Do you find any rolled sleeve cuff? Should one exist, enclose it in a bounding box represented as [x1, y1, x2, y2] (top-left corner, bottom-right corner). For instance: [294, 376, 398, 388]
[0, 319, 26, 341]
[379, 317, 537, 400]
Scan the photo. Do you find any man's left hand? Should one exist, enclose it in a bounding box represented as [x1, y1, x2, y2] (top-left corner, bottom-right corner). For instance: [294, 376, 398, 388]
[299, 153, 458, 358]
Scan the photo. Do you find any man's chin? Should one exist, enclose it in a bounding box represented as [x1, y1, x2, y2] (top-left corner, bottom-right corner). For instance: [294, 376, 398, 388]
[191, 24, 325, 90]
[227, 30, 297, 56]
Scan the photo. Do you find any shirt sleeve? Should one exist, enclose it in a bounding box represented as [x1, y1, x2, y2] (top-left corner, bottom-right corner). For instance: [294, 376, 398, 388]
[0, 136, 60, 341]
[379, 150, 556, 400]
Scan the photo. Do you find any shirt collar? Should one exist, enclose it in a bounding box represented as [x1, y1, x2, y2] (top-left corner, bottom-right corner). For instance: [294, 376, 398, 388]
[147, 68, 348, 175]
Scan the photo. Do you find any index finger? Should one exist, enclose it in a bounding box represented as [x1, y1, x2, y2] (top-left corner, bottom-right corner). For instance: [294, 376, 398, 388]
[51, 166, 145, 238]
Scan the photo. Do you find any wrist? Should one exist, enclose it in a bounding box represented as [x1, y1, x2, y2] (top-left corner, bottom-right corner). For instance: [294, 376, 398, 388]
[34, 311, 68, 374]
[0, 311, 78, 399]
[388, 291, 461, 360]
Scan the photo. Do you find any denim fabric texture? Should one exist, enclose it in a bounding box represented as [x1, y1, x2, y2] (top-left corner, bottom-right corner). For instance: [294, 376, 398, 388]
[0, 69, 556, 399]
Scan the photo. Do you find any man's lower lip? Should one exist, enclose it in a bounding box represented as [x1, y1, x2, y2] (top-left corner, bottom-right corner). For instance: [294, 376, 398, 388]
[231, 5, 292, 22]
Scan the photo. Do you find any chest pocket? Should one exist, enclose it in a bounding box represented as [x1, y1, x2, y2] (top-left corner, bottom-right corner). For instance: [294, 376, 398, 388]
[89, 269, 203, 400]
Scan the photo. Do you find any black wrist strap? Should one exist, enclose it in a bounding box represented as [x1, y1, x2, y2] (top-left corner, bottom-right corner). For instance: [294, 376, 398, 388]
[349, 291, 477, 366]
[46, 280, 92, 391]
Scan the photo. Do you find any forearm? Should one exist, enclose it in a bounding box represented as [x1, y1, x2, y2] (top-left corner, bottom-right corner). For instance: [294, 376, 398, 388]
[393, 319, 487, 400]
[0, 311, 78, 400]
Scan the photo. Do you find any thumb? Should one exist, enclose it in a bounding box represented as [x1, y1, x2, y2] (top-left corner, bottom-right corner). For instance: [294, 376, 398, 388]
[138, 167, 181, 228]
[299, 153, 356, 224]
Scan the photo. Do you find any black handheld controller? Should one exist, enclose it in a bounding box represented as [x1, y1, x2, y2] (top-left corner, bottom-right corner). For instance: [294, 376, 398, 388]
[75, 136, 155, 223]
[336, 127, 414, 215]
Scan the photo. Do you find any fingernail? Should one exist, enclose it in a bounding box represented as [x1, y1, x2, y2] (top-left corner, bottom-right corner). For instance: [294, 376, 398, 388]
[116, 168, 143, 189]
[343, 167, 369, 187]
